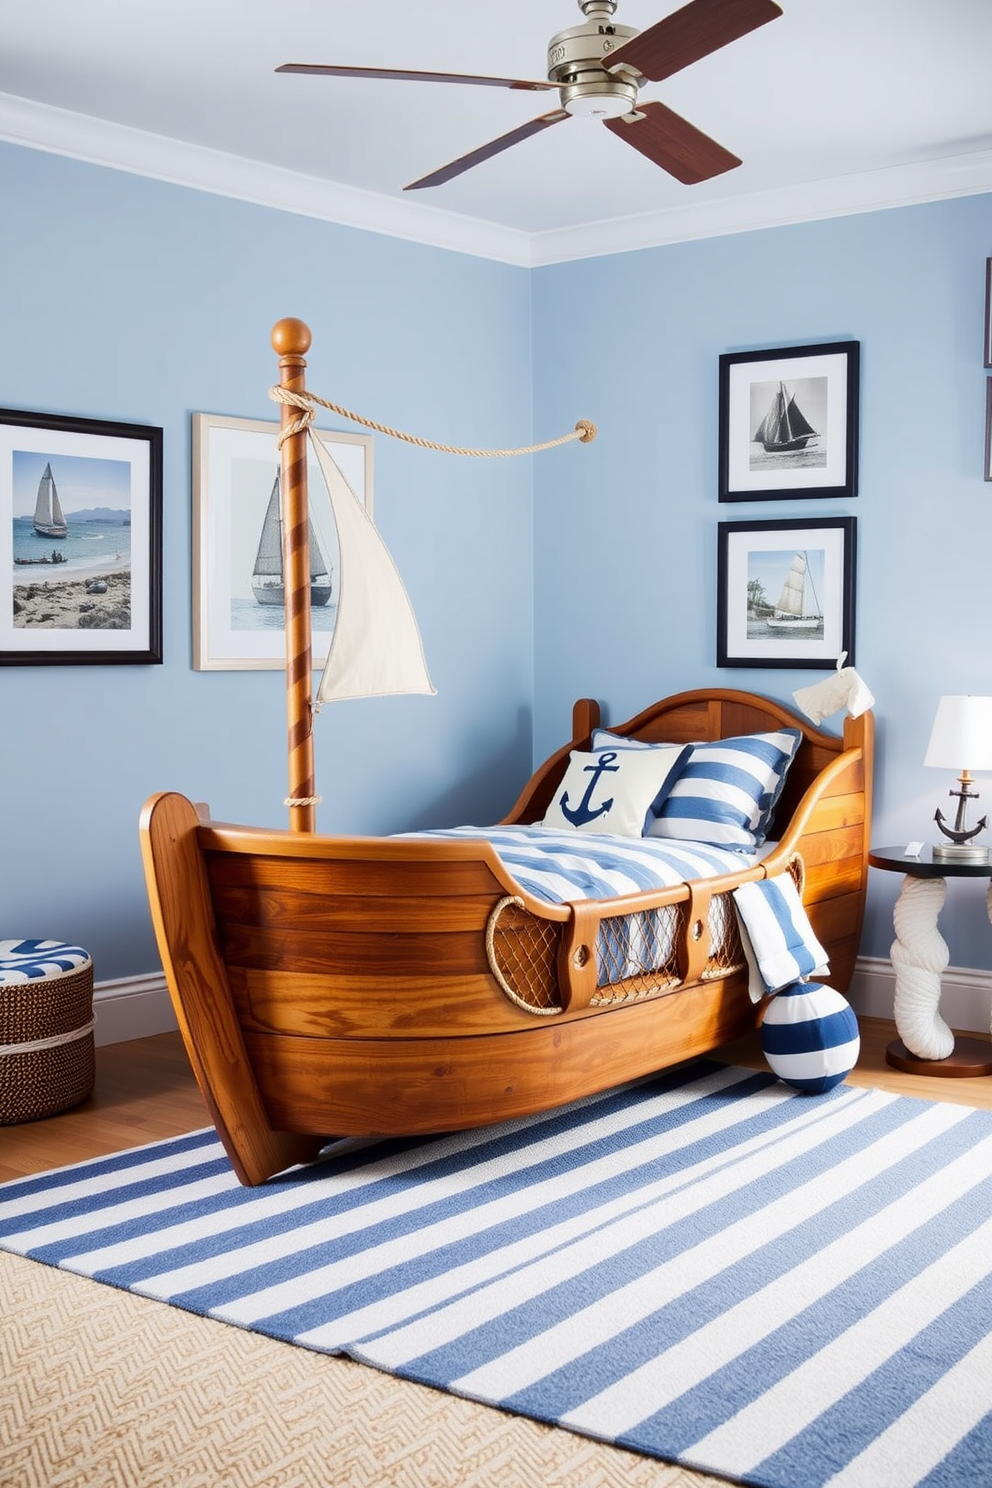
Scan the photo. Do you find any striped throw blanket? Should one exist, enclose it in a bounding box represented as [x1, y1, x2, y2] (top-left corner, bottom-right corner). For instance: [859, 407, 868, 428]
[410, 828, 757, 986]
[410, 825, 755, 904]
[733, 875, 831, 1000]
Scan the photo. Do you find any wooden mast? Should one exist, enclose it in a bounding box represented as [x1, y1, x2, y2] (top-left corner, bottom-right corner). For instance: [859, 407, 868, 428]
[271, 317, 316, 833]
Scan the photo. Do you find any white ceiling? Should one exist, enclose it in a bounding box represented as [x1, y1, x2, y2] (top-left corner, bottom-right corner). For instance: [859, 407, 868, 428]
[2, 0, 991, 265]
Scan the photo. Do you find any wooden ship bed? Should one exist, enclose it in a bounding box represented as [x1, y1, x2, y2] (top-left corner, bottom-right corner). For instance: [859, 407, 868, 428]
[139, 323, 874, 1185]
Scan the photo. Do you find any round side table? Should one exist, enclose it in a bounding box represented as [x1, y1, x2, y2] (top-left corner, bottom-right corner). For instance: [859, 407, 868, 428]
[868, 846, 992, 1077]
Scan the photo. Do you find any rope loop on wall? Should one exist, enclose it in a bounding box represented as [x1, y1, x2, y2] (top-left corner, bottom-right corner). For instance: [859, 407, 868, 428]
[269, 384, 597, 457]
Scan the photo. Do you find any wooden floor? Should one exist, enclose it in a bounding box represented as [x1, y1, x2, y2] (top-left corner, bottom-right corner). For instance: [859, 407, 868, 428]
[3, 1017, 992, 1184]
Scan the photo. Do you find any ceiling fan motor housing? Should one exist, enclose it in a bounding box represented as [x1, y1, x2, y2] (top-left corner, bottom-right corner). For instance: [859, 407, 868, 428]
[548, 2, 641, 119]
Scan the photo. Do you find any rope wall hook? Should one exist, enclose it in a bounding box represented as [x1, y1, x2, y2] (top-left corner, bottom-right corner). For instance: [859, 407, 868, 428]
[269, 384, 597, 457]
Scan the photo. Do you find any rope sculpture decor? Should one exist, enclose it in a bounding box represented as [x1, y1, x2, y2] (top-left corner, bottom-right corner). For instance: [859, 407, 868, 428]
[890, 874, 955, 1061]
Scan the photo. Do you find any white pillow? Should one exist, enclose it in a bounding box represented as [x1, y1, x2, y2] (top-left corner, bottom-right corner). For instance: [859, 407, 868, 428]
[541, 743, 690, 837]
[590, 728, 680, 823]
[591, 728, 655, 752]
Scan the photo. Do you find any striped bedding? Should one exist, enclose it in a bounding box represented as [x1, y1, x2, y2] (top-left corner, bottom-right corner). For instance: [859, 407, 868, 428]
[410, 826, 757, 906]
[410, 827, 758, 987]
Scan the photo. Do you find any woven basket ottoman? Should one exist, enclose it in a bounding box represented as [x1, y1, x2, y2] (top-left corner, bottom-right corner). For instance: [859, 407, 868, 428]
[0, 939, 95, 1125]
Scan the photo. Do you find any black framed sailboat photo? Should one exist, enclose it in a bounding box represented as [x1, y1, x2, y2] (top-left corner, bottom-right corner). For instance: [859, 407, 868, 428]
[717, 516, 857, 669]
[1, 406, 162, 666]
[718, 341, 859, 502]
[192, 413, 373, 671]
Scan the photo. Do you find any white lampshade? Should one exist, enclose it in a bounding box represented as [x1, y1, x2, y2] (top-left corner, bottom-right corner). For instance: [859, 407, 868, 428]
[924, 696, 992, 772]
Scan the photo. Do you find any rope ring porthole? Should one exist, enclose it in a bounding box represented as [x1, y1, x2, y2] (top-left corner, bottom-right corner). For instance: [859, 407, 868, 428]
[485, 895, 564, 1017]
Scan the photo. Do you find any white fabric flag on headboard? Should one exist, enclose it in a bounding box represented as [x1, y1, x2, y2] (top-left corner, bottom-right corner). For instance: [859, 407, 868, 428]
[793, 653, 874, 726]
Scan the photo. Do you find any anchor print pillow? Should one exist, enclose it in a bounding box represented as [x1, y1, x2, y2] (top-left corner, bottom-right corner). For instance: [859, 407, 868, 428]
[541, 743, 691, 837]
[647, 728, 802, 851]
[590, 728, 685, 824]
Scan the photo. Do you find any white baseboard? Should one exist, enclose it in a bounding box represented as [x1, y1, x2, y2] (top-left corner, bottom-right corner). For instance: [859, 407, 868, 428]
[91, 958, 992, 1047]
[93, 972, 177, 1047]
[848, 956, 992, 1037]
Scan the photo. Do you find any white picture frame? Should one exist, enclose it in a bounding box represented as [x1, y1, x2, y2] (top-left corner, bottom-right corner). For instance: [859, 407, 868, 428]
[192, 413, 373, 671]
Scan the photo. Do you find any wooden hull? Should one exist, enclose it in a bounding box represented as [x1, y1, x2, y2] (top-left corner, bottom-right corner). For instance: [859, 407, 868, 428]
[140, 690, 874, 1185]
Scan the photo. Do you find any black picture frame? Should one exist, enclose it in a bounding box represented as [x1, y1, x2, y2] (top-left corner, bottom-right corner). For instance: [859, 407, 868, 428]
[717, 516, 857, 669]
[984, 259, 992, 369]
[986, 379, 992, 481]
[718, 341, 860, 502]
[2, 407, 162, 665]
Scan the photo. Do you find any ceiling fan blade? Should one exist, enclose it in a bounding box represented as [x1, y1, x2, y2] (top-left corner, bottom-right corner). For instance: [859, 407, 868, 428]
[604, 100, 741, 184]
[276, 63, 553, 92]
[606, 0, 782, 84]
[404, 110, 570, 190]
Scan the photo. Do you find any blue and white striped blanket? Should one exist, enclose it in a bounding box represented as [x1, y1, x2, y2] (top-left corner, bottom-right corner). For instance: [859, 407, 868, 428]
[407, 827, 758, 987]
[733, 876, 831, 1000]
[409, 826, 755, 905]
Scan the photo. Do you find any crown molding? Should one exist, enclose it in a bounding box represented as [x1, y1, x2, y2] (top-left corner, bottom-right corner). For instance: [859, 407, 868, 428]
[528, 149, 992, 265]
[2, 92, 991, 269]
[0, 92, 532, 266]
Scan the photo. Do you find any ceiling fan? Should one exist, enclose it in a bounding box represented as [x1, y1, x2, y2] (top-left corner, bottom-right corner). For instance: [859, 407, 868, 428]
[277, 0, 782, 191]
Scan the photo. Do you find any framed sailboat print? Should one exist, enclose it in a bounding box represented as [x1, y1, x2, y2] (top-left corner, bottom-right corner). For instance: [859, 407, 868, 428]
[1, 406, 163, 666]
[717, 516, 857, 669]
[192, 413, 373, 670]
[718, 341, 860, 502]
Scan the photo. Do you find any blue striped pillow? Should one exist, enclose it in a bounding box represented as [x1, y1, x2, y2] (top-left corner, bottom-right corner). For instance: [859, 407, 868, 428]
[646, 728, 801, 851]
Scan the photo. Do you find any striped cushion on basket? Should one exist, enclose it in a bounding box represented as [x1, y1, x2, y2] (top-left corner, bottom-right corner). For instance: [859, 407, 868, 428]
[0, 938, 91, 982]
[0, 938, 95, 1125]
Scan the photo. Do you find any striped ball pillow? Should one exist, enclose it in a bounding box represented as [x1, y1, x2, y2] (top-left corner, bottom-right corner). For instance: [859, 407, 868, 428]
[646, 728, 801, 851]
[761, 981, 861, 1093]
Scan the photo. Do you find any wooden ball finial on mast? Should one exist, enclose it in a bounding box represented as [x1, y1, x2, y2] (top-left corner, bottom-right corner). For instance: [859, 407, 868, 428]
[271, 318, 316, 833]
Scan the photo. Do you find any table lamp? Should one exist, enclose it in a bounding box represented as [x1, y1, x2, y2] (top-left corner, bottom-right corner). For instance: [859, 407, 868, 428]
[924, 695, 992, 862]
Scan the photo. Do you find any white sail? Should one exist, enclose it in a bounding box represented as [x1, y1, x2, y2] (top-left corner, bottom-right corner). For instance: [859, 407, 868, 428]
[309, 433, 435, 707]
[253, 471, 332, 606]
[774, 554, 807, 618]
[34, 462, 68, 538]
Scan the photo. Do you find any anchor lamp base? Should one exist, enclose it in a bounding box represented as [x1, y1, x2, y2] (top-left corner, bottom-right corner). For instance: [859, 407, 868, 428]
[932, 840, 991, 863]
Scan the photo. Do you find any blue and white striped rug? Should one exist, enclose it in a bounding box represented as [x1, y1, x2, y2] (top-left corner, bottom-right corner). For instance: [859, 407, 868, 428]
[3, 1060, 991, 1488]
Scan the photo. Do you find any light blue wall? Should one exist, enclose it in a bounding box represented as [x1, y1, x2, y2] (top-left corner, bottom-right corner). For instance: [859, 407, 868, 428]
[533, 193, 992, 966]
[0, 143, 535, 979]
[4, 138, 992, 980]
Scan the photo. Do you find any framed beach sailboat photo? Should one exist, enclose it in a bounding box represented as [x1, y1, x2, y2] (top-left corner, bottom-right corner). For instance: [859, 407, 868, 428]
[718, 341, 860, 502]
[717, 516, 857, 668]
[192, 413, 373, 671]
[1, 407, 163, 666]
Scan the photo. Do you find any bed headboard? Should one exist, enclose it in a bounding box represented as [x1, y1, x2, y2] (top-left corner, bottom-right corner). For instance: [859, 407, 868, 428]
[504, 687, 871, 836]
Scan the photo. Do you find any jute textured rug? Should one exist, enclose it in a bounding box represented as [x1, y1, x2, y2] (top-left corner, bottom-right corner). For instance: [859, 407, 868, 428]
[1, 1248, 721, 1488]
